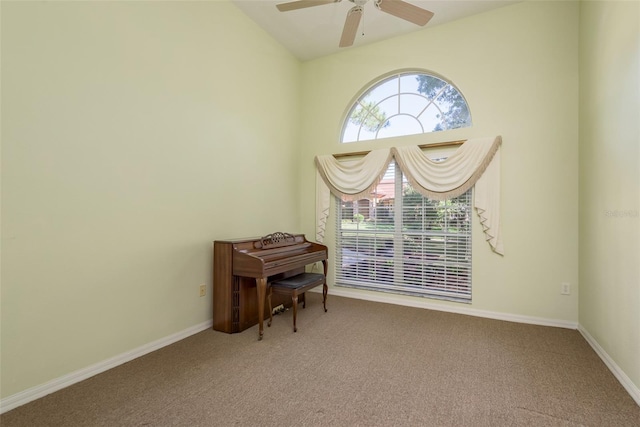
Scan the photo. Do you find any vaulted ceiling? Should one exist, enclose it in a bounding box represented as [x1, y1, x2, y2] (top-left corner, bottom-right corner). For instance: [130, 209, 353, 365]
[231, 0, 520, 61]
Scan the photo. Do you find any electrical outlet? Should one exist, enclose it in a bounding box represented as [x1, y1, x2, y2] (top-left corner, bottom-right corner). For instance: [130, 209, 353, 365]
[199, 284, 206, 297]
[561, 282, 570, 295]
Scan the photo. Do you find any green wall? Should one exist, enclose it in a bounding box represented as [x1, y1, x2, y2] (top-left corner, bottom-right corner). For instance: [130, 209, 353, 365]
[1, 0, 638, 408]
[298, 0, 580, 322]
[579, 0, 640, 398]
[1, 1, 301, 398]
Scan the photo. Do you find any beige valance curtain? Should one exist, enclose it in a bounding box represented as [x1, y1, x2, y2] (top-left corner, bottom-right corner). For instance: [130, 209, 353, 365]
[314, 148, 392, 243]
[314, 136, 504, 255]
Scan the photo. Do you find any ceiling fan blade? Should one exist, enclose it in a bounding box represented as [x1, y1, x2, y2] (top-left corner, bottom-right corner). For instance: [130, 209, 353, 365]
[375, 0, 434, 26]
[339, 6, 363, 48]
[276, 0, 341, 12]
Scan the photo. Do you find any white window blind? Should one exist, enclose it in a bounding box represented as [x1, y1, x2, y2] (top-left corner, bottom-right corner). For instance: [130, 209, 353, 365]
[335, 161, 472, 302]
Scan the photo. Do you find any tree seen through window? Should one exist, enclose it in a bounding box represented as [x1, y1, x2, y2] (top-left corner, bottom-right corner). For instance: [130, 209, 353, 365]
[341, 71, 471, 143]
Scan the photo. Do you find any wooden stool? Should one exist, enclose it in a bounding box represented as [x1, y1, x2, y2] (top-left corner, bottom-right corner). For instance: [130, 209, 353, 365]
[267, 272, 327, 333]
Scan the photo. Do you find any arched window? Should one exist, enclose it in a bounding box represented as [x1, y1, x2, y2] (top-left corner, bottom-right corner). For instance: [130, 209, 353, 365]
[341, 70, 472, 143]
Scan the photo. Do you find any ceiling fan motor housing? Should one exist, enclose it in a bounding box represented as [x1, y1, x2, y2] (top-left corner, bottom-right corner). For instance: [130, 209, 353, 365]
[277, 0, 434, 47]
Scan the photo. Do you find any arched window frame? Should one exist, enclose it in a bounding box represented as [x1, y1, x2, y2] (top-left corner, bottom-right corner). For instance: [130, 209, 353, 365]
[340, 69, 472, 143]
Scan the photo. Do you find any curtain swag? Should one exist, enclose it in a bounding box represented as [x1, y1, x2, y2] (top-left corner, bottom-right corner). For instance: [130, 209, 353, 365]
[314, 136, 503, 255]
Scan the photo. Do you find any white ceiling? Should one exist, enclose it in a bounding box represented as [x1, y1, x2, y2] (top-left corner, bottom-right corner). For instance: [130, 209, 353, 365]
[231, 0, 520, 61]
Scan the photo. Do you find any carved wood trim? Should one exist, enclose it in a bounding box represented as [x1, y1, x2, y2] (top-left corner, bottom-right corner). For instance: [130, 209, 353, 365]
[255, 232, 297, 249]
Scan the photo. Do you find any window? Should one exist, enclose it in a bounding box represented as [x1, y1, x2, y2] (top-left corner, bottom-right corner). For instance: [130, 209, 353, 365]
[341, 71, 471, 143]
[336, 161, 472, 302]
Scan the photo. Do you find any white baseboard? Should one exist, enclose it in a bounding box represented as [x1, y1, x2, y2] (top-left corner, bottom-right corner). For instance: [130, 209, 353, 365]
[322, 287, 579, 329]
[322, 288, 638, 406]
[0, 320, 213, 414]
[578, 325, 640, 407]
[7, 297, 637, 414]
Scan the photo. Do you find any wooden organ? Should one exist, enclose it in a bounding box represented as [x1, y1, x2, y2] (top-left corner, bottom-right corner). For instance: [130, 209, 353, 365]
[213, 232, 328, 340]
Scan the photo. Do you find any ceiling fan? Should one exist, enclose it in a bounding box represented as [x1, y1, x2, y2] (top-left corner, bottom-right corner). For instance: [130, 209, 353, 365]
[276, 0, 434, 48]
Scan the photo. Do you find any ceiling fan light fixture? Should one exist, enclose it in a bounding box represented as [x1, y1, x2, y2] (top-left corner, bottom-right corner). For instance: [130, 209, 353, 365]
[375, 0, 434, 26]
[276, 0, 435, 48]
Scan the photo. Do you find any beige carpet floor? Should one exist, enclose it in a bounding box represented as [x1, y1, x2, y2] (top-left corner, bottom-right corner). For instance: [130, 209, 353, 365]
[2, 294, 639, 426]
